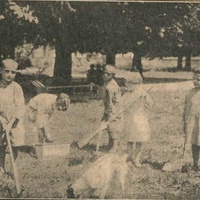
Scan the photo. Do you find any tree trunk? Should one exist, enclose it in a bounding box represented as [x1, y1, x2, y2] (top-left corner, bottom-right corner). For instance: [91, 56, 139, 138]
[106, 51, 115, 65]
[132, 52, 144, 79]
[185, 53, 191, 71]
[53, 18, 73, 86]
[53, 41, 72, 86]
[177, 55, 183, 71]
[43, 45, 48, 57]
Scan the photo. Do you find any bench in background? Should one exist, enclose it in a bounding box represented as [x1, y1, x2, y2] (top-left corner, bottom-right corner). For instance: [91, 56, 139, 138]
[30, 80, 99, 97]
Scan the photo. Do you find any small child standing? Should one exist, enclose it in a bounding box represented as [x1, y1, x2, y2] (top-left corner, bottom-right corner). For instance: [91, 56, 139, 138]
[122, 73, 153, 167]
[183, 70, 200, 171]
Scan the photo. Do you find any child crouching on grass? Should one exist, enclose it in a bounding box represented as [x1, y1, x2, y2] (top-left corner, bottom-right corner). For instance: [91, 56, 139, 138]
[183, 69, 200, 172]
[27, 93, 70, 144]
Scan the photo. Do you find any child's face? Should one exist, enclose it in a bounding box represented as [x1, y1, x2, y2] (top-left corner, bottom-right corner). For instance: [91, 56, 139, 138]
[193, 73, 200, 88]
[103, 72, 113, 83]
[56, 98, 70, 111]
[2, 67, 17, 84]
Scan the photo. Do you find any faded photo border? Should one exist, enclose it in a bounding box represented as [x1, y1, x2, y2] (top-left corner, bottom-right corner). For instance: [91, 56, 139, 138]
[1, 0, 200, 199]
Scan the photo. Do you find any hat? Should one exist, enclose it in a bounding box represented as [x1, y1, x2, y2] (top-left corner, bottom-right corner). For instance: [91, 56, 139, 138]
[2, 59, 18, 70]
[104, 65, 118, 75]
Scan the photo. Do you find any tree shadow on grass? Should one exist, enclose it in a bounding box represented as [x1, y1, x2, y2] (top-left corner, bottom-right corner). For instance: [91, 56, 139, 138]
[82, 144, 113, 152]
[143, 159, 167, 170]
[71, 140, 113, 152]
[68, 157, 84, 166]
[155, 66, 192, 73]
[69, 141, 113, 166]
[68, 142, 100, 166]
[143, 77, 190, 84]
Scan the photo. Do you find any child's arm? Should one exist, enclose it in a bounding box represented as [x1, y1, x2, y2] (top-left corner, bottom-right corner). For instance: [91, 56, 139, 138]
[144, 92, 153, 108]
[140, 87, 153, 108]
[101, 89, 113, 122]
[0, 111, 8, 130]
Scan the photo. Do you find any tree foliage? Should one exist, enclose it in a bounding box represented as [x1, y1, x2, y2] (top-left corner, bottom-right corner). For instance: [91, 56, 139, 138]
[0, 1, 38, 59]
[1, 1, 200, 82]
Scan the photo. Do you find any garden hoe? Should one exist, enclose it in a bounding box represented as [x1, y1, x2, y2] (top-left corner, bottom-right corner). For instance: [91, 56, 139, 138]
[5, 124, 21, 196]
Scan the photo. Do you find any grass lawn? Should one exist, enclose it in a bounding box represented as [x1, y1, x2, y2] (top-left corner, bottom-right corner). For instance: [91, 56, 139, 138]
[1, 58, 200, 199]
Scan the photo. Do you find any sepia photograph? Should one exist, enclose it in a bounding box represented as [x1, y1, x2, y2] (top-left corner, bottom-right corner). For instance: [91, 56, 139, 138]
[0, 0, 200, 199]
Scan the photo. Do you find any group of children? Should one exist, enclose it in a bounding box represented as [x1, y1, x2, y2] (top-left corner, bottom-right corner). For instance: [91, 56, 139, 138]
[100, 64, 200, 171]
[1, 58, 200, 198]
[67, 65, 200, 198]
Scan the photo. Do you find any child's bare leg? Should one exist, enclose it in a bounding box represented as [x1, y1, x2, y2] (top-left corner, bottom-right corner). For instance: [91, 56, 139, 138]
[135, 142, 143, 167]
[192, 144, 200, 171]
[0, 145, 6, 173]
[127, 142, 133, 161]
[38, 128, 45, 143]
[111, 139, 122, 154]
[107, 132, 114, 150]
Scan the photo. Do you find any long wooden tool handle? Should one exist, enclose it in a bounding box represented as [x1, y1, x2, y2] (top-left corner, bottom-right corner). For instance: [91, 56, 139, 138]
[182, 142, 187, 159]
[5, 127, 21, 195]
[78, 87, 153, 149]
[96, 130, 103, 152]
